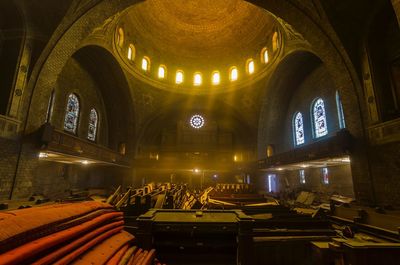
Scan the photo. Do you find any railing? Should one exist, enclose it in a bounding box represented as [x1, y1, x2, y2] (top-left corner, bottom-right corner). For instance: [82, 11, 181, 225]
[0, 114, 21, 139]
[368, 118, 400, 145]
[41, 124, 130, 166]
[258, 130, 352, 169]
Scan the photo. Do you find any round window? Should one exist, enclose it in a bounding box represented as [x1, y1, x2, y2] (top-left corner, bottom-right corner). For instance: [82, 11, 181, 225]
[190, 114, 205, 129]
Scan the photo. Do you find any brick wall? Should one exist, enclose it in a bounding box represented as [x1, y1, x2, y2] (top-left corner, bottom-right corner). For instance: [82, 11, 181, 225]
[52, 56, 108, 145]
[0, 138, 19, 200]
[282, 65, 341, 151]
[368, 142, 400, 205]
[0, 51, 132, 200]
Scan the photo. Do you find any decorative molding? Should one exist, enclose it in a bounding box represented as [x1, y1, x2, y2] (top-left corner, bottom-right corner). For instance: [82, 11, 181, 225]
[277, 17, 306, 42]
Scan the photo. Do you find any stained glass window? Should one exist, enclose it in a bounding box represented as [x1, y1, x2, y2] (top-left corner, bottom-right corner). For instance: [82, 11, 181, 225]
[64, 93, 80, 134]
[312, 98, 328, 138]
[87, 108, 98, 141]
[190, 114, 205, 129]
[293, 112, 305, 145]
[336, 91, 346, 129]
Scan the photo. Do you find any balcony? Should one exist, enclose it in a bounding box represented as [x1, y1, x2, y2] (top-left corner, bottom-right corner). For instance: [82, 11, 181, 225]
[39, 124, 130, 167]
[258, 130, 352, 169]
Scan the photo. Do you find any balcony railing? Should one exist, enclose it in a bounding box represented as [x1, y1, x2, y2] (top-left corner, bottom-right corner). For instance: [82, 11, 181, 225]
[258, 130, 352, 169]
[40, 124, 130, 167]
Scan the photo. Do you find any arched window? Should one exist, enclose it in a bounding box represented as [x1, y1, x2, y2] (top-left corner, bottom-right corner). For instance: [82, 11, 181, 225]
[64, 93, 80, 134]
[336, 91, 346, 129]
[299, 169, 306, 184]
[127, 44, 135, 61]
[229, 67, 238, 81]
[261, 47, 269, 64]
[46, 90, 56, 123]
[87, 108, 98, 141]
[158, 65, 166, 79]
[212, 71, 220, 85]
[193, 72, 202, 86]
[117, 27, 124, 48]
[272, 31, 279, 52]
[141, 57, 150, 71]
[293, 112, 305, 145]
[176, 70, 184, 84]
[312, 98, 328, 138]
[322, 167, 329, 184]
[247, 59, 255, 74]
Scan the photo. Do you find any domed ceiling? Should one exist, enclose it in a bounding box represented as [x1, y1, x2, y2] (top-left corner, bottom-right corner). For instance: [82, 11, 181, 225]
[116, 0, 282, 92]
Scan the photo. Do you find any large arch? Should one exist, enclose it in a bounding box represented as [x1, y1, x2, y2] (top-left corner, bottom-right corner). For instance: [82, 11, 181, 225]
[72, 45, 135, 152]
[20, 0, 375, 203]
[257, 50, 322, 156]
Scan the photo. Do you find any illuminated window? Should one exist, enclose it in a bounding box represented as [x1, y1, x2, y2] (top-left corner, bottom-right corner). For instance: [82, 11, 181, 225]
[87, 108, 98, 141]
[312, 98, 328, 138]
[336, 91, 346, 129]
[190, 114, 205, 129]
[212, 71, 220, 85]
[158, 65, 166, 79]
[176, 70, 184, 84]
[194, 73, 202, 86]
[322, 167, 329, 184]
[64, 93, 80, 134]
[293, 112, 305, 146]
[247, 59, 255, 74]
[230, 67, 238, 81]
[272, 31, 279, 52]
[299, 169, 306, 184]
[127, 44, 135, 61]
[141, 57, 150, 71]
[267, 174, 276, 193]
[117, 28, 124, 47]
[261, 48, 269, 63]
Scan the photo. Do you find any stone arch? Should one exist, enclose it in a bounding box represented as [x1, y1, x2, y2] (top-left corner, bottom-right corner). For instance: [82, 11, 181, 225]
[248, 0, 366, 138]
[258, 50, 322, 156]
[71, 45, 135, 152]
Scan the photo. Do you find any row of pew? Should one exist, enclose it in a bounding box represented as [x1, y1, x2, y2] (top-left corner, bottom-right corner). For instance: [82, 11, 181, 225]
[0, 201, 164, 265]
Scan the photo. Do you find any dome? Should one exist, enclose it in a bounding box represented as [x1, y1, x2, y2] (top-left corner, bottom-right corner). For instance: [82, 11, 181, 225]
[116, 0, 282, 92]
